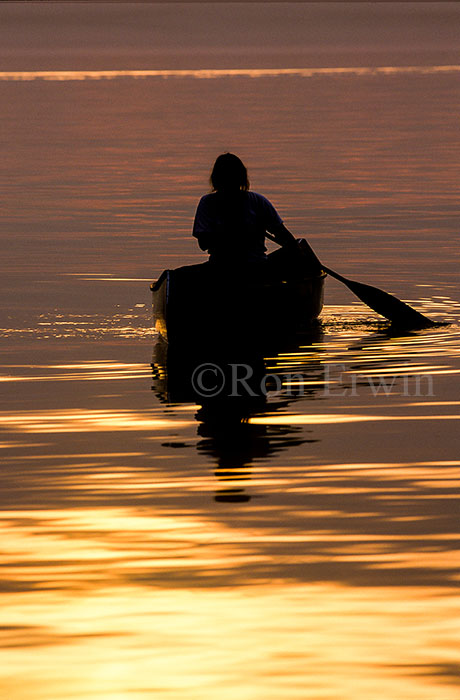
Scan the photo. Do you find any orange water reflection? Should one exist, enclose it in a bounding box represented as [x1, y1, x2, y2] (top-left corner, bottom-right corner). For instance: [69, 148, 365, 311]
[2, 65, 460, 81]
[3, 590, 460, 700]
[1, 497, 459, 700]
[2, 45, 460, 697]
[1, 582, 458, 700]
[1, 306, 460, 698]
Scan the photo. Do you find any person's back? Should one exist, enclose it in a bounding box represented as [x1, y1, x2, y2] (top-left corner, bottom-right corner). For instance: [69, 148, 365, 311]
[193, 153, 298, 270]
[193, 189, 287, 266]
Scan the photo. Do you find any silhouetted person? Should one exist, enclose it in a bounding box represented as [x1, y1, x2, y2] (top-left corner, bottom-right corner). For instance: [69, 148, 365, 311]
[164, 153, 320, 347]
[193, 153, 305, 276]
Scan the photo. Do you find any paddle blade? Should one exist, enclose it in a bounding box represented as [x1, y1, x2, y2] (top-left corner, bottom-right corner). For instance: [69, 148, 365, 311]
[323, 267, 435, 329]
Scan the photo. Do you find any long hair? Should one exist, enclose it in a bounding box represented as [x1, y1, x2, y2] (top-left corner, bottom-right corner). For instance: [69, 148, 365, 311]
[210, 153, 250, 193]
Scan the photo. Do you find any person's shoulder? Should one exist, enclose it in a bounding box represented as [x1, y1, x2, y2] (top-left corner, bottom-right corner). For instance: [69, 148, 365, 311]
[198, 192, 215, 204]
[247, 191, 264, 200]
[248, 191, 275, 207]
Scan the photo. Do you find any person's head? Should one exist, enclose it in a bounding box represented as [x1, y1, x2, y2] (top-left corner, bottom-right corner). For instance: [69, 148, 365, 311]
[210, 153, 250, 193]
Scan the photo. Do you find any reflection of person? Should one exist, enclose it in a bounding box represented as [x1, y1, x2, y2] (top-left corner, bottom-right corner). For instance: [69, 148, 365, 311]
[193, 153, 299, 270]
[195, 394, 306, 504]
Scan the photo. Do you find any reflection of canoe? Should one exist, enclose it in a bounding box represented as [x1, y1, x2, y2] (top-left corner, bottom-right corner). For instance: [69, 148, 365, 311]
[151, 321, 325, 405]
[151, 263, 326, 345]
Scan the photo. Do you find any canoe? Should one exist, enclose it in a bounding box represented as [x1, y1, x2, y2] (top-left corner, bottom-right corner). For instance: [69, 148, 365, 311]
[151, 261, 326, 346]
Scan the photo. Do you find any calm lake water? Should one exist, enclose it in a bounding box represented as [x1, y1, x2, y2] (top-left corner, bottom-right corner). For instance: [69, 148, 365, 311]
[1, 40, 460, 700]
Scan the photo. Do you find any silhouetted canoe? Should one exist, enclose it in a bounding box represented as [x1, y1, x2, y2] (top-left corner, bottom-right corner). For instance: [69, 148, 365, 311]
[150, 263, 326, 345]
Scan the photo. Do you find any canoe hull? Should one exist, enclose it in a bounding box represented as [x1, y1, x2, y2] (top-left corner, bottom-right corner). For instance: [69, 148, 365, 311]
[151, 264, 325, 346]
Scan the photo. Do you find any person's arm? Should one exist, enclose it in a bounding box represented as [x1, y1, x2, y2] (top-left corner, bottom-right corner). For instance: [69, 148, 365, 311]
[268, 222, 298, 250]
[263, 196, 322, 271]
[257, 194, 298, 250]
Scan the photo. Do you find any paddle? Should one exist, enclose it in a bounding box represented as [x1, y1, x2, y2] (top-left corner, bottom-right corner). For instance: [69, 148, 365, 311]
[319, 263, 435, 329]
[270, 235, 436, 329]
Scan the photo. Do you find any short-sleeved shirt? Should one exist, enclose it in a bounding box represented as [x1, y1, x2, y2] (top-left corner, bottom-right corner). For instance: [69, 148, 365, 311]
[192, 191, 284, 264]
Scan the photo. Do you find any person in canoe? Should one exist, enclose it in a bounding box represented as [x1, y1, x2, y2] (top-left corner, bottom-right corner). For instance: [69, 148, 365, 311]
[192, 152, 319, 279]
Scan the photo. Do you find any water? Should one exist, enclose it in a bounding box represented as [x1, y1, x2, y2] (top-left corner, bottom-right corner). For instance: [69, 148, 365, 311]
[1, 6, 460, 698]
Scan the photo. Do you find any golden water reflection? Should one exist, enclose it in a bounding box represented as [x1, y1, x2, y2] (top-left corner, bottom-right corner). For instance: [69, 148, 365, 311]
[1, 307, 460, 698]
[1, 492, 459, 699]
[1, 581, 458, 700]
[2, 65, 460, 81]
[0, 305, 154, 341]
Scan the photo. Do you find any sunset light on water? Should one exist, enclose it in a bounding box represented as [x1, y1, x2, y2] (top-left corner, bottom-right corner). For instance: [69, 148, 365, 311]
[1, 3, 460, 699]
